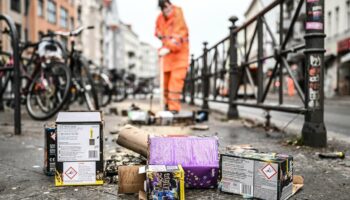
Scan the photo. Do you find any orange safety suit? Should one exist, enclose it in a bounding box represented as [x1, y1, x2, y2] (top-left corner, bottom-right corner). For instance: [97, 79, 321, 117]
[155, 5, 189, 112]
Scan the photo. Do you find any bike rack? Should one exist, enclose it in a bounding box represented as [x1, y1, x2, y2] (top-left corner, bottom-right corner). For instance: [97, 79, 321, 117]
[183, 0, 327, 147]
[0, 14, 21, 135]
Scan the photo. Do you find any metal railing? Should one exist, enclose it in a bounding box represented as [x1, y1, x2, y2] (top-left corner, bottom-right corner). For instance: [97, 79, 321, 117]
[183, 0, 327, 147]
[0, 14, 21, 135]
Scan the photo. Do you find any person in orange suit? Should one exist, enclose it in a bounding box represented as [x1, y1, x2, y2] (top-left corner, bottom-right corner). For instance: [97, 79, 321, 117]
[156, 0, 189, 113]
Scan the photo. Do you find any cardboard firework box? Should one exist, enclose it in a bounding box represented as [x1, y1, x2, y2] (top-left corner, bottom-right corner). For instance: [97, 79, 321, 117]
[55, 112, 104, 186]
[43, 122, 56, 176]
[145, 165, 185, 200]
[220, 152, 293, 200]
[148, 136, 219, 189]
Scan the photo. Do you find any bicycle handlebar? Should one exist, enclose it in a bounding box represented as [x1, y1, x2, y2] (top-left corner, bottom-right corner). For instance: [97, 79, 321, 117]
[41, 26, 95, 38]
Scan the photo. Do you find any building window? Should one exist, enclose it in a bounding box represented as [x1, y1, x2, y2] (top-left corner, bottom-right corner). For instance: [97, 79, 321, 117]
[70, 17, 75, 30]
[60, 7, 68, 28]
[25, 0, 30, 16]
[38, 0, 44, 17]
[47, 0, 57, 24]
[328, 11, 332, 36]
[24, 28, 28, 42]
[335, 7, 339, 35]
[15, 23, 22, 41]
[77, 5, 82, 24]
[11, 0, 21, 13]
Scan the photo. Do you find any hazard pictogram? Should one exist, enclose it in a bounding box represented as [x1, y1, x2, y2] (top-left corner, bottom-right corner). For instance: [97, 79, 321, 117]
[261, 164, 277, 179]
[65, 167, 78, 179]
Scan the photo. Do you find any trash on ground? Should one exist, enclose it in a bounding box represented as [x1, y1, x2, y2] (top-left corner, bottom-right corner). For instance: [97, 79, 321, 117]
[220, 152, 294, 200]
[142, 165, 185, 200]
[292, 175, 304, 195]
[109, 107, 118, 115]
[189, 124, 209, 131]
[138, 190, 147, 200]
[128, 110, 150, 125]
[318, 152, 345, 159]
[118, 165, 146, 194]
[196, 110, 209, 123]
[117, 125, 190, 157]
[148, 136, 219, 189]
[155, 111, 174, 125]
[55, 111, 104, 186]
[226, 144, 258, 153]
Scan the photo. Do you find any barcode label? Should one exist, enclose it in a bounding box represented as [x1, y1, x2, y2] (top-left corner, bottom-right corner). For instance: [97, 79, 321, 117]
[89, 139, 95, 146]
[88, 150, 97, 158]
[240, 184, 253, 196]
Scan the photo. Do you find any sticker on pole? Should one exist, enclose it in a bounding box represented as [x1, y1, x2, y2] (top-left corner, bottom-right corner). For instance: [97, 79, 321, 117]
[261, 164, 277, 179]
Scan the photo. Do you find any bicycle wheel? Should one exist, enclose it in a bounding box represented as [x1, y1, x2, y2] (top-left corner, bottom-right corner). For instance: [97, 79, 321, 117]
[26, 62, 71, 120]
[79, 60, 99, 110]
[92, 72, 112, 107]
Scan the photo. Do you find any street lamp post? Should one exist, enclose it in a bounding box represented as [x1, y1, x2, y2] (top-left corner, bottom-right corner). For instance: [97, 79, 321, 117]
[302, 0, 327, 147]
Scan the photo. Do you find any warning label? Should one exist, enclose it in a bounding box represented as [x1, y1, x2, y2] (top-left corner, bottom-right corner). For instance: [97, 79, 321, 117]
[57, 124, 100, 162]
[63, 162, 96, 185]
[261, 164, 277, 179]
[65, 167, 78, 179]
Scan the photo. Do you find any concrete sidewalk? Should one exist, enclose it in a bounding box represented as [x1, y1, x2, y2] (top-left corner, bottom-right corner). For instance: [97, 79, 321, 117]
[0, 101, 349, 199]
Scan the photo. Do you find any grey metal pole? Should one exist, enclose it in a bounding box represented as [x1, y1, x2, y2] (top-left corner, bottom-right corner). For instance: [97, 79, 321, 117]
[302, 0, 327, 147]
[190, 54, 195, 105]
[202, 42, 209, 110]
[227, 16, 240, 119]
[257, 17, 264, 103]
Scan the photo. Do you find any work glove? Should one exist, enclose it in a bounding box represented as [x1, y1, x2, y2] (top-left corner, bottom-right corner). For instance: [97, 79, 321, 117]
[159, 48, 170, 57]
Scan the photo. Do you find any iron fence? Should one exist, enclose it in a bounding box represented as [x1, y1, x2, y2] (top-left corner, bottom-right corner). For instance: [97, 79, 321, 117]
[183, 0, 327, 147]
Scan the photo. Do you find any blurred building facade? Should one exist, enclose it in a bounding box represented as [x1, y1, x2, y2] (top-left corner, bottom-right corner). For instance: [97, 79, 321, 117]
[325, 0, 350, 96]
[76, 0, 104, 66]
[0, 0, 77, 52]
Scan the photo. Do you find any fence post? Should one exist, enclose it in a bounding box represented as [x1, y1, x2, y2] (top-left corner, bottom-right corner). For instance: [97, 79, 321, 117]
[190, 54, 195, 105]
[202, 42, 209, 110]
[302, 0, 327, 147]
[257, 17, 264, 103]
[227, 16, 240, 119]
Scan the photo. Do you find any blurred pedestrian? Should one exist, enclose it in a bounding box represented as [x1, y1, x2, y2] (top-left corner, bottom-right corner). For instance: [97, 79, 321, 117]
[156, 0, 189, 113]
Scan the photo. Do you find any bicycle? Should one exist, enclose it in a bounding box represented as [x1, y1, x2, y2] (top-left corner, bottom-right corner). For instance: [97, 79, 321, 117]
[1, 29, 71, 120]
[48, 27, 99, 111]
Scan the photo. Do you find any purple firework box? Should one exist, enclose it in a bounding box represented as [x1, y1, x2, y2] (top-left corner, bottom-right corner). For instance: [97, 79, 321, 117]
[148, 136, 219, 189]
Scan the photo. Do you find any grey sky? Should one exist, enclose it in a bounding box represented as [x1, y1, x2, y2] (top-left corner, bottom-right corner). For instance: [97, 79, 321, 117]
[118, 0, 251, 56]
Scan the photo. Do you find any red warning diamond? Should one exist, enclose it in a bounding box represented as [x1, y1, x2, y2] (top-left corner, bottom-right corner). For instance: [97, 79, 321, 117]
[65, 167, 78, 180]
[261, 164, 277, 180]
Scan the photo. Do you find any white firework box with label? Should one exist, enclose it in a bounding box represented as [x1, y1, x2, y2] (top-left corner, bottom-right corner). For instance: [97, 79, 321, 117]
[55, 111, 104, 186]
[220, 152, 293, 200]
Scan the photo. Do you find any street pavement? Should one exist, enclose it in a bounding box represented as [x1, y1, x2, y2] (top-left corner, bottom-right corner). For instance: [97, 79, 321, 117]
[0, 100, 349, 199]
[194, 95, 350, 140]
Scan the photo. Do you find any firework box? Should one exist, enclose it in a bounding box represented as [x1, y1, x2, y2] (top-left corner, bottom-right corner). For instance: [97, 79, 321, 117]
[148, 136, 219, 189]
[220, 152, 293, 200]
[128, 111, 150, 124]
[118, 165, 146, 194]
[144, 165, 185, 200]
[155, 111, 174, 125]
[43, 122, 56, 176]
[55, 111, 104, 186]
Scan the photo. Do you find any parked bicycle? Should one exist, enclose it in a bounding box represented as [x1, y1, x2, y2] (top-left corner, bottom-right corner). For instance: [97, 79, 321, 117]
[0, 29, 71, 120]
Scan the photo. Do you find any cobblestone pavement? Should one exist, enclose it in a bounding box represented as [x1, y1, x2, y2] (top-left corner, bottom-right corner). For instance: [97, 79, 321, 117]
[0, 101, 349, 200]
